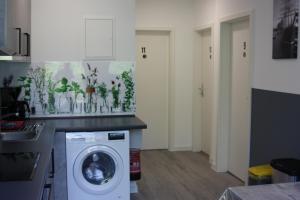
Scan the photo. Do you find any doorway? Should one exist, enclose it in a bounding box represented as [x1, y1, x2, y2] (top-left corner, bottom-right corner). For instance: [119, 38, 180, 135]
[200, 29, 213, 156]
[193, 26, 214, 161]
[228, 19, 251, 181]
[218, 14, 252, 182]
[136, 30, 170, 150]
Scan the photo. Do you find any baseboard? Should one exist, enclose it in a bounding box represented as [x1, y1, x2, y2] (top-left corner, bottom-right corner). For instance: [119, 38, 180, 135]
[211, 163, 218, 172]
[169, 146, 193, 152]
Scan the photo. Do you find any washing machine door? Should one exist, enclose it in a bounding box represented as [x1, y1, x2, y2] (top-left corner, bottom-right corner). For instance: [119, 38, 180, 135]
[73, 145, 124, 194]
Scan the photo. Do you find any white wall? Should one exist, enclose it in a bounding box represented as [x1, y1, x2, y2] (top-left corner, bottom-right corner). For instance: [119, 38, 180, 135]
[31, 0, 135, 61]
[195, 0, 216, 27]
[196, 0, 300, 95]
[136, 0, 196, 150]
[195, 0, 300, 170]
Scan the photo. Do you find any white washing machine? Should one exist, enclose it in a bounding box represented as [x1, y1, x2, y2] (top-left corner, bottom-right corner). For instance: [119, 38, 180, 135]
[66, 131, 130, 200]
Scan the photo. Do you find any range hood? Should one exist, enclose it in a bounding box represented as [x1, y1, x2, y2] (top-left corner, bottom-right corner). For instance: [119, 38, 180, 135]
[0, 48, 30, 62]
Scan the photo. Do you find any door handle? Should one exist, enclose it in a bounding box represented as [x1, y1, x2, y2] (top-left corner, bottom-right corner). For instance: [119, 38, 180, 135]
[198, 84, 204, 97]
[23, 33, 30, 56]
[15, 28, 22, 55]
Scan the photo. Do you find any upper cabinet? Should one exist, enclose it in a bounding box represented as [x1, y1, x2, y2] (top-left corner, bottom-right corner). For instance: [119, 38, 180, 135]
[0, 0, 31, 61]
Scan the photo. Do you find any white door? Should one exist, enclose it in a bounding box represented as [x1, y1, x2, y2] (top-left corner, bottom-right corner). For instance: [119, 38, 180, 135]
[136, 31, 169, 150]
[200, 29, 213, 155]
[228, 19, 251, 181]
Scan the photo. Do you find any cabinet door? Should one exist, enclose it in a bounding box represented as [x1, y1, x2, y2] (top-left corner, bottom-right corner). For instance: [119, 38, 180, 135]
[5, 0, 19, 54]
[5, 0, 30, 55]
[0, 0, 5, 47]
[85, 17, 115, 59]
[19, 0, 30, 56]
[15, 0, 30, 56]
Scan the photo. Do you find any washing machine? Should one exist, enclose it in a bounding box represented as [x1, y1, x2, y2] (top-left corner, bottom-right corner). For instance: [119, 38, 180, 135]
[66, 131, 130, 200]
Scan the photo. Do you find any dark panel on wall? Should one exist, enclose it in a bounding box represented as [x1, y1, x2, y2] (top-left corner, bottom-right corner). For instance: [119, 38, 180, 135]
[250, 89, 300, 166]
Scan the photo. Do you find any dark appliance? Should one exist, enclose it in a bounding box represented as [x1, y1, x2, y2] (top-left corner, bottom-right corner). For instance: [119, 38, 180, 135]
[0, 152, 40, 181]
[0, 87, 30, 120]
[271, 158, 300, 183]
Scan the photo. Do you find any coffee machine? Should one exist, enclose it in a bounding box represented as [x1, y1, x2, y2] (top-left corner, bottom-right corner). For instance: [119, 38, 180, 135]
[0, 87, 30, 120]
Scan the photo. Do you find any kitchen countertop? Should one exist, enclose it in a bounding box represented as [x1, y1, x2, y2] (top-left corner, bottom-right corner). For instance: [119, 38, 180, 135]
[219, 182, 300, 200]
[0, 116, 147, 200]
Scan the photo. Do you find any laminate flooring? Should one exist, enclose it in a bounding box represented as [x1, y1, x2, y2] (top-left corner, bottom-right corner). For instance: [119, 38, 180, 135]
[131, 150, 243, 200]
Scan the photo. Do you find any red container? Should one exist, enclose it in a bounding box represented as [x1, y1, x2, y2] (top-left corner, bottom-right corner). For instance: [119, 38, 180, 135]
[0, 120, 25, 131]
[130, 148, 141, 181]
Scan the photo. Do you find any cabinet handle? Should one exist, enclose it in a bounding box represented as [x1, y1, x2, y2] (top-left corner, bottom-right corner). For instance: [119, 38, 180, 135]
[198, 84, 205, 97]
[15, 28, 22, 55]
[23, 33, 30, 56]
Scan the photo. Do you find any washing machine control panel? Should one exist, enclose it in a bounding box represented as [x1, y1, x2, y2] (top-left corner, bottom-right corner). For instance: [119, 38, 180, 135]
[66, 131, 127, 143]
[108, 133, 125, 140]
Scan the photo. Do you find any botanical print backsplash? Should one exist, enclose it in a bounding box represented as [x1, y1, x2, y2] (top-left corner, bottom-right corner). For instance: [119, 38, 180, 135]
[17, 61, 135, 117]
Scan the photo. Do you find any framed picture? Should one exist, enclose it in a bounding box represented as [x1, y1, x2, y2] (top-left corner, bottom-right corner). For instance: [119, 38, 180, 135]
[273, 0, 299, 59]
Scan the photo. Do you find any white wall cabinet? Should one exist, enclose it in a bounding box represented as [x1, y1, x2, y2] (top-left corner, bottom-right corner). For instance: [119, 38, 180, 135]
[84, 17, 115, 60]
[0, 0, 31, 57]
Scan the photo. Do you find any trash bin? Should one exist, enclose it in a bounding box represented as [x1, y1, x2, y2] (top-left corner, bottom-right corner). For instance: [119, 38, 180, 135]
[248, 164, 272, 185]
[270, 158, 300, 183]
[130, 148, 141, 181]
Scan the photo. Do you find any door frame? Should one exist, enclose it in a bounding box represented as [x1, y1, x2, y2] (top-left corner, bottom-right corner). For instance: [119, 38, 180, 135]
[215, 11, 254, 176]
[135, 27, 175, 151]
[192, 24, 214, 162]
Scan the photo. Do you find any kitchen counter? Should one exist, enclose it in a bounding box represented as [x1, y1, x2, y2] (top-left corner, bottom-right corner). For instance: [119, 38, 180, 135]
[220, 182, 300, 200]
[45, 115, 147, 132]
[0, 116, 147, 200]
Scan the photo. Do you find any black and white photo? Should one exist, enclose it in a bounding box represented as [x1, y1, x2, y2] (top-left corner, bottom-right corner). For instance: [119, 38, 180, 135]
[273, 0, 299, 59]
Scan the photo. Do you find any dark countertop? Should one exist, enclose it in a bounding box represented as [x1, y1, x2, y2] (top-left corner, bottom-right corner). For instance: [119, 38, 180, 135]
[0, 116, 147, 200]
[46, 115, 147, 132]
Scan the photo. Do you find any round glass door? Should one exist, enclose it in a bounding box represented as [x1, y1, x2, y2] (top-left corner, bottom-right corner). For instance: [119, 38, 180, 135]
[82, 152, 116, 185]
[73, 145, 123, 194]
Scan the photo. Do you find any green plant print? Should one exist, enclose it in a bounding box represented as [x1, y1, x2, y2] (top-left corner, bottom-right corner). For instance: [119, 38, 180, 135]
[29, 67, 47, 113]
[81, 63, 99, 113]
[81, 63, 98, 88]
[111, 78, 121, 109]
[55, 77, 72, 113]
[47, 72, 59, 114]
[121, 70, 134, 112]
[97, 82, 108, 108]
[70, 81, 85, 105]
[55, 77, 72, 93]
[17, 76, 32, 104]
[47, 92, 56, 114]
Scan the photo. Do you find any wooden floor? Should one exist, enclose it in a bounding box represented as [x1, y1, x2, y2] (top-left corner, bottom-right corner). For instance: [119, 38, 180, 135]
[131, 150, 243, 200]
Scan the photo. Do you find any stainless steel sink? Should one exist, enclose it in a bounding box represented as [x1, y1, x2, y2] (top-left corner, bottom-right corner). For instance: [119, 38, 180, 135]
[0, 122, 45, 142]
